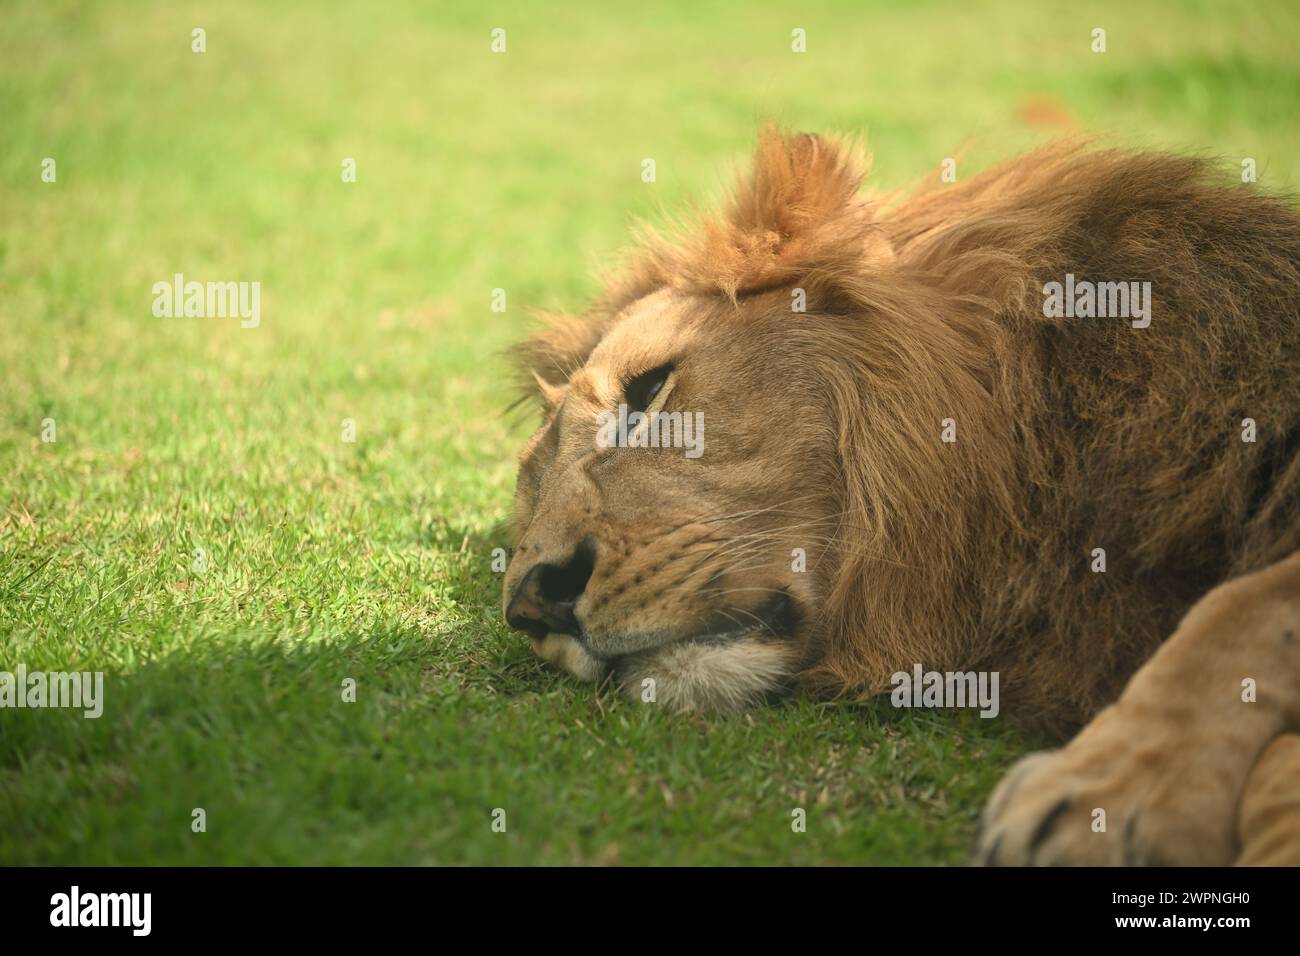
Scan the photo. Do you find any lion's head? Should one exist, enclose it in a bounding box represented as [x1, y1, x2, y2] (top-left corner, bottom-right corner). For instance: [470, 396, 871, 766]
[503, 128, 1006, 712]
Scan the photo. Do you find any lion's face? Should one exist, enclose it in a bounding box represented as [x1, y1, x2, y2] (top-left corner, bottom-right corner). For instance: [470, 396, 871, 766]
[501, 128, 968, 712]
[503, 287, 839, 711]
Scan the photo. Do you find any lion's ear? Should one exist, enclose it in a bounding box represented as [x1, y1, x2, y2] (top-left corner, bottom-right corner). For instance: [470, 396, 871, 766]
[646, 126, 885, 299]
[728, 128, 869, 244]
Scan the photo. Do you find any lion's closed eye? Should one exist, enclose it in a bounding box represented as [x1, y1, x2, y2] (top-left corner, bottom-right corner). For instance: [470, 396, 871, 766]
[622, 362, 674, 413]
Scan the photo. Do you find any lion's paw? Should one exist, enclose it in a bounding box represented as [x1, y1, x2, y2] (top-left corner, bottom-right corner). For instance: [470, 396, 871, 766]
[976, 707, 1239, 866]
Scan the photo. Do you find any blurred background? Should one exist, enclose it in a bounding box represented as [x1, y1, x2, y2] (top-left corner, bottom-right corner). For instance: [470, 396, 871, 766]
[2, 0, 1297, 864]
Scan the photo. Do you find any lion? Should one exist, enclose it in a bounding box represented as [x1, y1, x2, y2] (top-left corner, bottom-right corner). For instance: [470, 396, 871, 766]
[502, 128, 1300, 865]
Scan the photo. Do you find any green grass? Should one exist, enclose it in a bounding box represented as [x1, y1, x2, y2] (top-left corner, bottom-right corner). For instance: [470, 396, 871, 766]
[2, 0, 1297, 865]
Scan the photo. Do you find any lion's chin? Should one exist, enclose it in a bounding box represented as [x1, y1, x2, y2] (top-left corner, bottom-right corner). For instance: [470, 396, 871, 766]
[530, 632, 797, 714]
[530, 633, 610, 684]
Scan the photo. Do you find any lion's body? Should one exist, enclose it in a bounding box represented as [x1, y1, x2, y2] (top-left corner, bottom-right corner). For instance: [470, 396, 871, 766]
[505, 130, 1300, 864]
[819, 145, 1300, 728]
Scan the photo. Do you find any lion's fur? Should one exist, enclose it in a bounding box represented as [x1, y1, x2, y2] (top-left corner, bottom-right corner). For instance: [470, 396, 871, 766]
[511, 128, 1300, 730]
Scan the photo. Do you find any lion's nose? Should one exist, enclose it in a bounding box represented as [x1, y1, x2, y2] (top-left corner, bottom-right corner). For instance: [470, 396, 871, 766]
[505, 540, 596, 639]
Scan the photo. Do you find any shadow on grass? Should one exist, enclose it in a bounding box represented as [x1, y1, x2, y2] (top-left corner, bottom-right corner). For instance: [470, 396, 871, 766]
[0, 618, 1037, 865]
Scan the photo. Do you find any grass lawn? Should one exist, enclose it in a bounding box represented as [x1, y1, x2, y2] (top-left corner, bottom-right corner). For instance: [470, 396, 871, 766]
[2, 0, 1297, 865]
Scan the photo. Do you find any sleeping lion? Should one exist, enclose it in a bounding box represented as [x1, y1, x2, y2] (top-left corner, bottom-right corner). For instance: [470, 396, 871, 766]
[502, 129, 1300, 866]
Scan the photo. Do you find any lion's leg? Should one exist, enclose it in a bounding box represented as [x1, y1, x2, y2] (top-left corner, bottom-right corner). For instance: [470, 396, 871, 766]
[1235, 734, 1300, 866]
[978, 548, 1300, 865]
